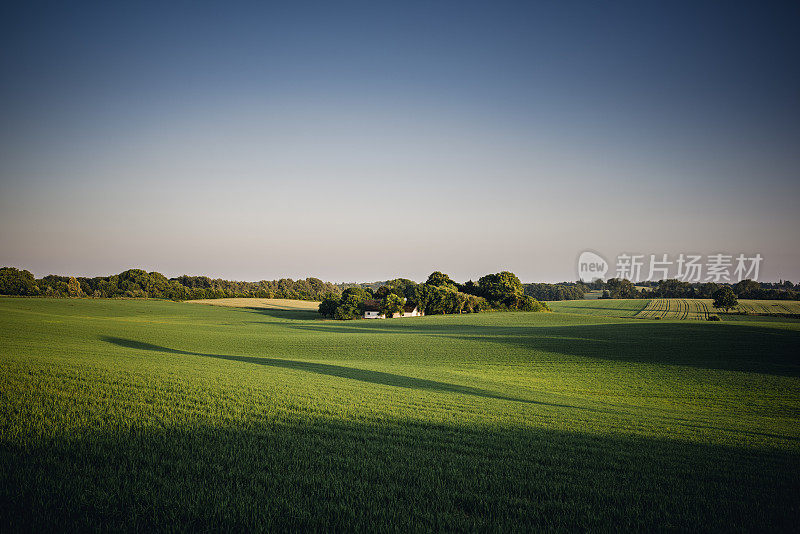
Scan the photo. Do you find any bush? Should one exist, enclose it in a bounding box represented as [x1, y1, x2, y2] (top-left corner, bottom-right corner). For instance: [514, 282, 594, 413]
[707, 315, 721, 321]
[518, 295, 550, 312]
[333, 307, 356, 320]
[318, 295, 341, 318]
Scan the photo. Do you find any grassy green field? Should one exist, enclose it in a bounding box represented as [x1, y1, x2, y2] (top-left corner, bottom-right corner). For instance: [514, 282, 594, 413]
[547, 298, 650, 317]
[2, 297, 799, 531]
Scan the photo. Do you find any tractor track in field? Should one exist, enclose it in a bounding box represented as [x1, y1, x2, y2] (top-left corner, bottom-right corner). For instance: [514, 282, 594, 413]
[638, 298, 709, 320]
[678, 299, 689, 320]
[697, 300, 710, 320]
[630, 298, 798, 321]
[638, 298, 669, 319]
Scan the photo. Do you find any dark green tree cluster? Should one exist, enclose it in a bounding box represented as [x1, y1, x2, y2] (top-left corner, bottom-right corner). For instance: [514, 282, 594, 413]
[418, 286, 487, 315]
[0, 268, 38, 296]
[712, 286, 738, 311]
[591, 277, 800, 300]
[600, 279, 728, 300]
[602, 278, 639, 299]
[473, 271, 549, 311]
[636, 279, 798, 300]
[372, 275, 490, 315]
[731, 279, 797, 300]
[335, 281, 386, 293]
[425, 271, 458, 290]
[0, 267, 342, 301]
[381, 294, 405, 317]
[414, 273, 488, 314]
[318, 287, 372, 320]
[523, 283, 587, 301]
[318, 271, 550, 320]
[318, 276, 491, 319]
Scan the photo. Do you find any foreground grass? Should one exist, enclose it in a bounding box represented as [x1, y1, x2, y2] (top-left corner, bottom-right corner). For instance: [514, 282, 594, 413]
[1, 298, 799, 531]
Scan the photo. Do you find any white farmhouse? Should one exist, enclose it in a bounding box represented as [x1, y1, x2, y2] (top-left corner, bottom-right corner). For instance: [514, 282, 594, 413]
[400, 304, 423, 317]
[363, 299, 385, 319]
[362, 299, 424, 319]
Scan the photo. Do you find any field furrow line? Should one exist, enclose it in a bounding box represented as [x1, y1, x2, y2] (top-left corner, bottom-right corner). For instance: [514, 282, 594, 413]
[699, 300, 709, 320]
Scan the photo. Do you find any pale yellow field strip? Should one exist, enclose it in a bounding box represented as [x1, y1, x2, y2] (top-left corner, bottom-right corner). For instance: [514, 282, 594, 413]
[186, 298, 320, 311]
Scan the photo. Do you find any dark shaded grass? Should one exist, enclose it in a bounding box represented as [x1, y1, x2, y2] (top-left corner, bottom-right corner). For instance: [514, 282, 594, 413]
[1, 417, 797, 532]
[241, 306, 320, 321]
[282, 320, 800, 376]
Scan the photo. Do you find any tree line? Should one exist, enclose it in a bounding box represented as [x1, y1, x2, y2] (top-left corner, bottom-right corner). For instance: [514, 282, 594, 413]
[319, 271, 550, 320]
[0, 267, 343, 301]
[0, 266, 591, 304]
[523, 282, 588, 301]
[596, 278, 798, 300]
[3, 265, 793, 305]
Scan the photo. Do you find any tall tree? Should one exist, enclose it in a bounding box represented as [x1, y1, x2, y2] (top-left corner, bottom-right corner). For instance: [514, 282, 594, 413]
[381, 294, 405, 318]
[477, 271, 523, 304]
[712, 286, 738, 312]
[605, 278, 637, 299]
[67, 277, 83, 297]
[425, 271, 457, 289]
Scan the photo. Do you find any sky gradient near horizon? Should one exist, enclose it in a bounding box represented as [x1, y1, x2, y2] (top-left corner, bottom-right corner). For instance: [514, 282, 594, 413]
[1, 1, 798, 283]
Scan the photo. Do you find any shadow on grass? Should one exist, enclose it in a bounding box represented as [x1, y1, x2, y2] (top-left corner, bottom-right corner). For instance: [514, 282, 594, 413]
[226, 302, 800, 376]
[284, 321, 800, 377]
[100, 336, 799, 441]
[239, 306, 320, 321]
[101, 336, 604, 411]
[2, 416, 798, 531]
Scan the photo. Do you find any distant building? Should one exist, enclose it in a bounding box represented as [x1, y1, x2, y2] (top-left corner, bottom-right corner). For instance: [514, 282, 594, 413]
[363, 299, 385, 319]
[363, 299, 424, 319]
[400, 304, 423, 317]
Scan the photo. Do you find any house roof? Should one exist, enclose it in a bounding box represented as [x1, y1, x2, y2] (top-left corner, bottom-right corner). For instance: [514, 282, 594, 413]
[363, 299, 382, 311]
[364, 299, 417, 313]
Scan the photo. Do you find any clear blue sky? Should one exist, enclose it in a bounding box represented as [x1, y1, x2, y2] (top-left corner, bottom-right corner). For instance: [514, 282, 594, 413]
[1, 1, 798, 282]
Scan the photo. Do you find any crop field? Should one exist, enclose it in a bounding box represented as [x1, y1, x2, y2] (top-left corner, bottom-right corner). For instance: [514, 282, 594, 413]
[1, 297, 799, 531]
[546, 298, 649, 317]
[636, 299, 800, 320]
[732, 300, 800, 315]
[636, 298, 710, 320]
